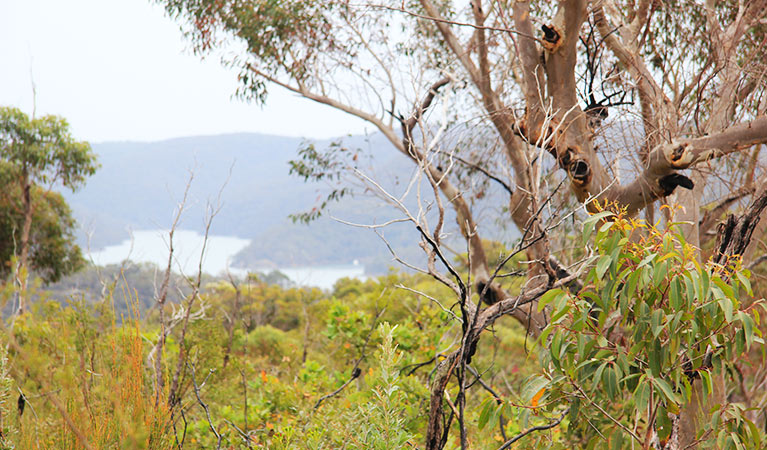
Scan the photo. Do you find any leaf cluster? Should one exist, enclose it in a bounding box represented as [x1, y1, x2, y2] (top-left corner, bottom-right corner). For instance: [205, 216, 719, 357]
[533, 212, 765, 448]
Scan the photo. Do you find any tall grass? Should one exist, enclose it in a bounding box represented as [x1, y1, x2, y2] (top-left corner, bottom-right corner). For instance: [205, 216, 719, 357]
[8, 285, 174, 449]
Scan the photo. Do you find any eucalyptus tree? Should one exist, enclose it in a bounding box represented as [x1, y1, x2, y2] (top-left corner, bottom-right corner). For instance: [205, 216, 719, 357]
[0, 186, 85, 284]
[0, 107, 97, 314]
[157, 1, 767, 448]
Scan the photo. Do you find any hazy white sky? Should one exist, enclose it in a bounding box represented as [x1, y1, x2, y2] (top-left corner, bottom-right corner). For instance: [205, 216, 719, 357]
[0, 0, 369, 143]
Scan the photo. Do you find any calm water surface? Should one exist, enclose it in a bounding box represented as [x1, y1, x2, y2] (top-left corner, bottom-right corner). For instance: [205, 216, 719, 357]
[88, 229, 365, 289]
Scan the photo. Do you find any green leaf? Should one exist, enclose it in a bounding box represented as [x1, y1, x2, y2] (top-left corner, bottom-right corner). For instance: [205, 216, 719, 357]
[746, 419, 761, 448]
[607, 366, 619, 400]
[700, 369, 713, 395]
[700, 270, 710, 302]
[477, 397, 494, 430]
[739, 312, 754, 350]
[625, 269, 641, 301]
[717, 429, 727, 449]
[596, 255, 612, 280]
[652, 260, 668, 288]
[684, 272, 696, 306]
[602, 364, 615, 399]
[651, 310, 665, 338]
[633, 376, 649, 412]
[523, 376, 549, 404]
[593, 361, 610, 393]
[539, 289, 565, 312]
[712, 409, 721, 428]
[582, 211, 614, 244]
[656, 403, 672, 442]
[682, 375, 693, 401]
[599, 220, 615, 234]
[688, 271, 701, 303]
[670, 278, 683, 311]
[731, 432, 743, 450]
[610, 429, 624, 450]
[649, 339, 662, 377]
[550, 303, 571, 324]
[653, 378, 681, 404]
[637, 252, 657, 269]
[551, 330, 563, 365]
[713, 276, 736, 301]
[569, 397, 580, 422]
[717, 294, 734, 323]
[736, 328, 745, 355]
[735, 271, 753, 297]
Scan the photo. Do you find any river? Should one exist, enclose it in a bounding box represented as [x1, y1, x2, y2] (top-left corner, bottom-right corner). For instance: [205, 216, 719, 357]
[88, 229, 366, 289]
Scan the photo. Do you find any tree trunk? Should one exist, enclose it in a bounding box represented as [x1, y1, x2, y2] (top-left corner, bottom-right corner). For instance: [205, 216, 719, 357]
[16, 170, 32, 315]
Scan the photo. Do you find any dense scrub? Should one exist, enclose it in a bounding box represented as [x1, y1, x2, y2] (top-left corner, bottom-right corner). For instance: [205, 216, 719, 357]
[1, 217, 765, 449]
[0, 267, 542, 449]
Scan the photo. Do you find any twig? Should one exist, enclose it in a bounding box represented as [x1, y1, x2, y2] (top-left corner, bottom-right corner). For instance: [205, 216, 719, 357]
[16, 388, 38, 420]
[313, 371, 363, 409]
[150, 170, 193, 405]
[225, 419, 253, 449]
[314, 307, 386, 409]
[189, 363, 222, 449]
[396, 284, 462, 323]
[168, 166, 230, 405]
[240, 368, 249, 435]
[748, 254, 767, 269]
[496, 409, 568, 450]
[573, 383, 642, 444]
[451, 154, 514, 195]
[172, 407, 188, 450]
[466, 365, 502, 403]
[467, 364, 507, 440]
[359, 2, 542, 42]
[401, 356, 438, 377]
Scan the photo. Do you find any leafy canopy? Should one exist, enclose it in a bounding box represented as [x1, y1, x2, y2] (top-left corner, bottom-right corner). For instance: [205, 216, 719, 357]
[0, 186, 86, 283]
[0, 106, 97, 282]
[0, 106, 97, 190]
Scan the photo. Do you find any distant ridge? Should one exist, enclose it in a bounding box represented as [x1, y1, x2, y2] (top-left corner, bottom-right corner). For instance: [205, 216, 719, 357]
[64, 132, 427, 273]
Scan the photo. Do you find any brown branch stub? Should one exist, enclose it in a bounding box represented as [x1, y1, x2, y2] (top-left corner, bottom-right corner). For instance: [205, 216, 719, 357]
[569, 159, 591, 186]
[658, 173, 694, 196]
[713, 181, 767, 265]
[540, 24, 562, 52]
[670, 144, 689, 164]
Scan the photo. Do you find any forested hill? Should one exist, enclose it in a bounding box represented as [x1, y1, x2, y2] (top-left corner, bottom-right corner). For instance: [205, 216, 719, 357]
[64, 132, 432, 273]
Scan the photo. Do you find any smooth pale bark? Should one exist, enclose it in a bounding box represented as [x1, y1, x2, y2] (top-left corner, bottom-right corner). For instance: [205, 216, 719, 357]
[17, 169, 33, 315]
[605, 116, 767, 217]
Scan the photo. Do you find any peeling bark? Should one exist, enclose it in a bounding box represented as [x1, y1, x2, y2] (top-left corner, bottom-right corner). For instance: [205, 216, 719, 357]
[713, 180, 767, 265]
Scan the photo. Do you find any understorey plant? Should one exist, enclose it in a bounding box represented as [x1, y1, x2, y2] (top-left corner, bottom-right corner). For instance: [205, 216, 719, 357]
[530, 211, 765, 449]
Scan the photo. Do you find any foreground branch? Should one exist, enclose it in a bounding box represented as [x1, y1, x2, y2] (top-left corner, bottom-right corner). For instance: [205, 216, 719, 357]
[496, 409, 568, 450]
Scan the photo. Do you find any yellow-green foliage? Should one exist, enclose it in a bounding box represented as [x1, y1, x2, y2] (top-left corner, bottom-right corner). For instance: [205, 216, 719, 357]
[0, 269, 560, 449]
[8, 299, 173, 450]
[0, 346, 16, 449]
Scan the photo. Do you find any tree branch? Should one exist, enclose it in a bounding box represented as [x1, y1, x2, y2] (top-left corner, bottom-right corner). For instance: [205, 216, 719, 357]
[611, 116, 767, 215]
[496, 409, 568, 450]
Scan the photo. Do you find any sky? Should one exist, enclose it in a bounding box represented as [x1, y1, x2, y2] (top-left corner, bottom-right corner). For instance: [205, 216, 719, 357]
[0, 0, 370, 143]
